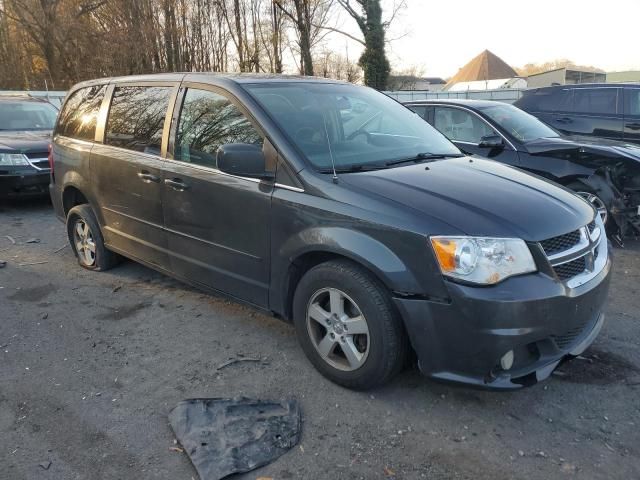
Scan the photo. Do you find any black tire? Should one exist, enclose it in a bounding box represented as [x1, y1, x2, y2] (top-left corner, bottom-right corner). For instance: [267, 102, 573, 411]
[66, 204, 120, 271]
[566, 182, 614, 234]
[293, 259, 409, 390]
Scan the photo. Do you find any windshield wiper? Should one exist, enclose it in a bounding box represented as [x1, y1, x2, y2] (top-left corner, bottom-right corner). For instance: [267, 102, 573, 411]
[318, 163, 386, 174]
[385, 152, 464, 167]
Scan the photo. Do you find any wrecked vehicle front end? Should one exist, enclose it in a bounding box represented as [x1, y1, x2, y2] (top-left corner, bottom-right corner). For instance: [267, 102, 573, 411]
[524, 137, 640, 242]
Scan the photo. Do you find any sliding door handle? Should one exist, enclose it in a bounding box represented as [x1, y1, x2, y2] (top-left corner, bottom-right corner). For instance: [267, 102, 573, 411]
[137, 171, 160, 183]
[164, 178, 190, 191]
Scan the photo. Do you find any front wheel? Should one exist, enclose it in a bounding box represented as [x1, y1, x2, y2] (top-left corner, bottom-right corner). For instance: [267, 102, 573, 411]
[575, 191, 608, 225]
[293, 260, 409, 390]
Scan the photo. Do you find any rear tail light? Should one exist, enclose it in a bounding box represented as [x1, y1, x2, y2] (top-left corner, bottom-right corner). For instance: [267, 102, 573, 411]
[48, 143, 55, 182]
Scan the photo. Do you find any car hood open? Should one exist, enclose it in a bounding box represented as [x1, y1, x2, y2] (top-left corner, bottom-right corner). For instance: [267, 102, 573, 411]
[524, 135, 640, 162]
[340, 157, 594, 241]
[0, 130, 52, 153]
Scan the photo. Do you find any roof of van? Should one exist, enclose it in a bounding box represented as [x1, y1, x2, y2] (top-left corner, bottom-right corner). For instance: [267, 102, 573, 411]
[71, 72, 349, 90]
[527, 83, 640, 91]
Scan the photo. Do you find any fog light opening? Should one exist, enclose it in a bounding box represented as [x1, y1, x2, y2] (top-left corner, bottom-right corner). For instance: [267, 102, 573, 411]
[500, 350, 514, 371]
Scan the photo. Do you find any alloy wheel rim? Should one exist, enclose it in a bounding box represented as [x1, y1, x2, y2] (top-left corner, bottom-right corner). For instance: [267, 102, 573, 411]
[306, 288, 370, 372]
[73, 219, 96, 266]
[576, 192, 608, 225]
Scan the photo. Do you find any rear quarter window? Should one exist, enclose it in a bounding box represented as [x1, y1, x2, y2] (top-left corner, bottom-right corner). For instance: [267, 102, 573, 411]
[55, 85, 106, 141]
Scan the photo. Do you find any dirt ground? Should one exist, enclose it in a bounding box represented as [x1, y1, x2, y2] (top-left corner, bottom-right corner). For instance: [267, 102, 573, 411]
[1, 198, 639, 480]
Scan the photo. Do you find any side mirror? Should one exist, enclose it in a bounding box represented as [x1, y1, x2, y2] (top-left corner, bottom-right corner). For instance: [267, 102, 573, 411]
[216, 143, 274, 180]
[478, 134, 504, 149]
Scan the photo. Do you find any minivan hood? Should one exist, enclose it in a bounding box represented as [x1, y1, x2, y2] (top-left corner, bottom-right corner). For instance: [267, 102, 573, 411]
[340, 157, 594, 241]
[525, 135, 640, 162]
[0, 130, 52, 153]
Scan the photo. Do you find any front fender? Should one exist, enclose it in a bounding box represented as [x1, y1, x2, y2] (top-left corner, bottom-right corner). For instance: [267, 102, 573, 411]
[270, 223, 450, 318]
[283, 226, 419, 291]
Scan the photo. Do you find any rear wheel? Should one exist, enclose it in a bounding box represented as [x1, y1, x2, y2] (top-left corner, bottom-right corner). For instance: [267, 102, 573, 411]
[66, 204, 120, 271]
[293, 260, 408, 390]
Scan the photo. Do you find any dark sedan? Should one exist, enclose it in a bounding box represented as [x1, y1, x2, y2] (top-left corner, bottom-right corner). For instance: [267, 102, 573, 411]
[0, 95, 58, 198]
[405, 99, 640, 241]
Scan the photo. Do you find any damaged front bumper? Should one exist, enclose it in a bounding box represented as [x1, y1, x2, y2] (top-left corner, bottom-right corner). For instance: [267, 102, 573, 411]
[394, 252, 612, 390]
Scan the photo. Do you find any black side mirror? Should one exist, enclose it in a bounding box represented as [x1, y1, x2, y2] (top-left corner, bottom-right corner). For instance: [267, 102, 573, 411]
[478, 134, 504, 149]
[217, 143, 274, 180]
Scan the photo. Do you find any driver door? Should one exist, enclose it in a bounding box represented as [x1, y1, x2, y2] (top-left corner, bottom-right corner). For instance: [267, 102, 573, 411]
[432, 106, 520, 168]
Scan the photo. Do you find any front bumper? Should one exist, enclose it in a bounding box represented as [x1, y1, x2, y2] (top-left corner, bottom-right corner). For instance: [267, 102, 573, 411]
[0, 171, 50, 197]
[394, 251, 612, 390]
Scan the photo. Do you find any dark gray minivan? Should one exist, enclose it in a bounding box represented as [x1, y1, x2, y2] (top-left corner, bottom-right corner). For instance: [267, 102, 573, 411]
[50, 74, 611, 390]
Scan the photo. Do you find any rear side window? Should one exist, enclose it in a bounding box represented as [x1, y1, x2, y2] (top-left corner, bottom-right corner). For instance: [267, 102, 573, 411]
[572, 88, 618, 115]
[624, 89, 640, 117]
[174, 88, 263, 168]
[408, 105, 427, 119]
[105, 86, 172, 154]
[56, 85, 106, 140]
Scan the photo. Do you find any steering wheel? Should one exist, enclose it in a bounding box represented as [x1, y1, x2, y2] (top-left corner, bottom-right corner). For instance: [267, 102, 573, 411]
[346, 111, 382, 141]
[347, 130, 372, 143]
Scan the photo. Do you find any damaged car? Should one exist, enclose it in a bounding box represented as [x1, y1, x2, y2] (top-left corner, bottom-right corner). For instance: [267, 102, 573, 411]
[405, 100, 640, 242]
[50, 74, 611, 390]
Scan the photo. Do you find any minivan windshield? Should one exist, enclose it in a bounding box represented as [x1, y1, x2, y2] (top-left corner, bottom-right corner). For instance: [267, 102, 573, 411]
[245, 83, 461, 171]
[0, 100, 58, 131]
[479, 103, 559, 142]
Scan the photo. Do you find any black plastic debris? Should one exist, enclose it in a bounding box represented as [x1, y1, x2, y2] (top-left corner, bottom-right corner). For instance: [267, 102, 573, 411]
[169, 397, 301, 480]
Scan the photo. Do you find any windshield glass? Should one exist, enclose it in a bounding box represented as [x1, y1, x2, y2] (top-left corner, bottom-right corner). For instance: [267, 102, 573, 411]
[0, 100, 58, 131]
[245, 82, 461, 171]
[479, 103, 559, 142]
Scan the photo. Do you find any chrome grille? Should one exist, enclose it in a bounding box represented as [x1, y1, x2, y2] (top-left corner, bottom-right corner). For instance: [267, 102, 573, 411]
[24, 151, 48, 159]
[554, 256, 586, 280]
[23, 152, 49, 170]
[539, 217, 606, 287]
[540, 230, 581, 256]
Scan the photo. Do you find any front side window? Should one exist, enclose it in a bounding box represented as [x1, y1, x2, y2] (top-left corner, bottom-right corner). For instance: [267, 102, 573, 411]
[0, 100, 58, 132]
[56, 85, 105, 140]
[174, 88, 263, 168]
[480, 103, 559, 142]
[433, 107, 495, 144]
[245, 82, 460, 171]
[572, 88, 618, 115]
[105, 86, 172, 154]
[525, 88, 572, 112]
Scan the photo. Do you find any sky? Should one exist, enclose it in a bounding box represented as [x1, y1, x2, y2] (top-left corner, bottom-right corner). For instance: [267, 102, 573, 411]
[324, 0, 640, 78]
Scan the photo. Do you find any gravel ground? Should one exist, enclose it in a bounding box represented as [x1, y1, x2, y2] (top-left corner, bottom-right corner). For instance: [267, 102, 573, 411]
[1, 198, 639, 480]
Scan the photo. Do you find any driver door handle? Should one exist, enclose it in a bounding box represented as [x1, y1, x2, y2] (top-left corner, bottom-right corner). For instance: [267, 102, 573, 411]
[164, 178, 190, 191]
[555, 117, 572, 124]
[137, 171, 160, 183]
[626, 122, 640, 130]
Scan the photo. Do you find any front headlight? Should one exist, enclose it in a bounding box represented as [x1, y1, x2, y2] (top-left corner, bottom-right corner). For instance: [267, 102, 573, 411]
[430, 236, 536, 285]
[0, 153, 29, 166]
